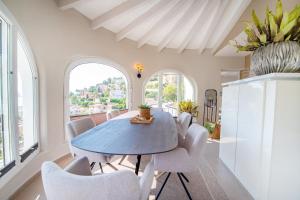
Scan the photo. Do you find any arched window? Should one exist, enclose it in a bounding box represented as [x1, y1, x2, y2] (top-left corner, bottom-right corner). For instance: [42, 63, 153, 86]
[144, 71, 195, 116]
[0, 5, 38, 177]
[17, 38, 38, 156]
[67, 62, 128, 124]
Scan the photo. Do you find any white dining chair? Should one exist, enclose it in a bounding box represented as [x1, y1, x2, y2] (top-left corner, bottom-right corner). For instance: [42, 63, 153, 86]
[177, 112, 192, 147]
[42, 156, 155, 200]
[106, 110, 121, 120]
[66, 117, 116, 173]
[153, 124, 208, 200]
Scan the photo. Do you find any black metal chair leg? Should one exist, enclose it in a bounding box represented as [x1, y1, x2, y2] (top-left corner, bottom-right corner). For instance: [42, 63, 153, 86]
[180, 172, 190, 183]
[99, 162, 103, 173]
[119, 155, 127, 165]
[90, 162, 96, 170]
[135, 155, 142, 175]
[177, 173, 192, 200]
[156, 172, 171, 200]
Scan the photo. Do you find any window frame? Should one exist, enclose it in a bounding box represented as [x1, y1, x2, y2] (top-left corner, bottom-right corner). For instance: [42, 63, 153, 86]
[0, 1, 39, 180]
[64, 57, 132, 136]
[143, 69, 197, 114]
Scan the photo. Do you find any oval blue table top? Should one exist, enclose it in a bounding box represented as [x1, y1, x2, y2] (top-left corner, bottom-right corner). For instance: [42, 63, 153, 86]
[71, 111, 178, 155]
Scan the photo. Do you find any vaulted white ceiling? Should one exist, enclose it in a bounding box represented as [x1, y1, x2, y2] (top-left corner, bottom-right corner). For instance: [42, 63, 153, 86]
[57, 0, 251, 54]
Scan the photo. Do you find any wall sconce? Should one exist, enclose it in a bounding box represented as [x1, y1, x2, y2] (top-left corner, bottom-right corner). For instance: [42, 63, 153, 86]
[134, 63, 144, 79]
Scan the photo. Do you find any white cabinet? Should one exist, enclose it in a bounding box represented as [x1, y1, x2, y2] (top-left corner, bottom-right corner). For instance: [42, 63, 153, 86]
[219, 85, 239, 173]
[235, 82, 265, 199]
[219, 73, 300, 200]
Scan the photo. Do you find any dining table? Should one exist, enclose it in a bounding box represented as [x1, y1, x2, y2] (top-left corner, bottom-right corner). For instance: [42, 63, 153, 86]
[71, 110, 178, 175]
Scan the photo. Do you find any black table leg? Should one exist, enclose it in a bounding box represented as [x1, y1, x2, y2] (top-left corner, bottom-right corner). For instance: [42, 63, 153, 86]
[135, 155, 142, 175]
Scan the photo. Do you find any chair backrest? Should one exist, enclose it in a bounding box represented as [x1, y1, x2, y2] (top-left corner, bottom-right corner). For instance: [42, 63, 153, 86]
[184, 124, 208, 165]
[106, 110, 120, 120]
[66, 117, 96, 140]
[42, 157, 141, 200]
[177, 112, 192, 136]
[64, 157, 92, 176]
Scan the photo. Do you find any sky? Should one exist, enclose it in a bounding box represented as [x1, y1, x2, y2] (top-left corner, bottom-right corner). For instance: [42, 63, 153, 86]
[69, 63, 126, 92]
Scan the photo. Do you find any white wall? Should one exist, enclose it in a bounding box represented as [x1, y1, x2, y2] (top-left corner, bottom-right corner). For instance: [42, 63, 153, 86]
[0, 0, 245, 198]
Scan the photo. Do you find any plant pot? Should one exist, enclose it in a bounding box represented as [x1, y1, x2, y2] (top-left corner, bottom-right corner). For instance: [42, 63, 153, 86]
[139, 108, 151, 120]
[251, 41, 300, 75]
[211, 124, 220, 140]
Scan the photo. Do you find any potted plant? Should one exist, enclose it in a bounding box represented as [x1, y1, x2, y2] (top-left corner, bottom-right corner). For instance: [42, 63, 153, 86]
[204, 121, 221, 139]
[178, 100, 198, 125]
[139, 104, 151, 120]
[204, 122, 216, 135]
[232, 0, 300, 75]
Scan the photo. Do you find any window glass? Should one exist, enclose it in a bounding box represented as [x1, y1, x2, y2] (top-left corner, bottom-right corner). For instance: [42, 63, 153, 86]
[162, 73, 179, 115]
[69, 63, 127, 117]
[144, 75, 159, 107]
[0, 18, 13, 169]
[144, 72, 195, 116]
[17, 39, 36, 154]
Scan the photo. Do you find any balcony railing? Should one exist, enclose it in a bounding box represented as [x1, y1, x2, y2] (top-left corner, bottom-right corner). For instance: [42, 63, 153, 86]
[70, 109, 128, 125]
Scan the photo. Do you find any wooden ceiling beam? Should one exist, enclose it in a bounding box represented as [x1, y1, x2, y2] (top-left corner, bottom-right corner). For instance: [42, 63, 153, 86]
[198, 0, 228, 54]
[137, 0, 186, 48]
[176, 0, 210, 54]
[116, 0, 173, 42]
[157, 0, 199, 52]
[211, 0, 251, 54]
[91, 0, 145, 30]
[57, 0, 83, 10]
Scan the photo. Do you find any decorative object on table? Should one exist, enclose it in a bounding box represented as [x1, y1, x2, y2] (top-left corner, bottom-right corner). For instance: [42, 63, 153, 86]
[178, 100, 198, 125]
[232, 0, 300, 75]
[139, 104, 151, 120]
[203, 89, 217, 125]
[130, 115, 154, 124]
[134, 63, 144, 78]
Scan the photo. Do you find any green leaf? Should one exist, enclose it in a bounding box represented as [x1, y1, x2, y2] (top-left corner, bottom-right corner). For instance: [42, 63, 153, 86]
[275, 0, 283, 25]
[285, 34, 291, 41]
[268, 12, 278, 39]
[244, 23, 259, 42]
[259, 33, 267, 43]
[252, 10, 263, 33]
[281, 18, 298, 35]
[248, 41, 260, 47]
[236, 44, 259, 52]
[288, 5, 300, 23]
[280, 12, 289, 30]
[265, 6, 271, 40]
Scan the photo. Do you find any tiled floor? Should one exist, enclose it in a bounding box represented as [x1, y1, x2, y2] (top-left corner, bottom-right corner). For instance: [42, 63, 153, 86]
[11, 139, 253, 200]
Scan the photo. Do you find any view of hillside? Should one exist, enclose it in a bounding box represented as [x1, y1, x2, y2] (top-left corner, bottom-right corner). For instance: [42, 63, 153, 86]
[69, 77, 127, 116]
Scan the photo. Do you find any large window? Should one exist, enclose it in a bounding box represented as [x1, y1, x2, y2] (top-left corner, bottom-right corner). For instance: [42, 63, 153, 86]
[0, 12, 38, 177]
[17, 39, 37, 157]
[69, 63, 128, 117]
[144, 71, 195, 116]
